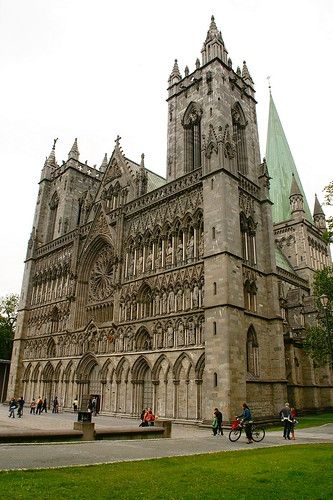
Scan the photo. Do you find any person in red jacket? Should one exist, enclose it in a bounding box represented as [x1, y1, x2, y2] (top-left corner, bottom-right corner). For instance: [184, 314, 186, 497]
[144, 408, 156, 426]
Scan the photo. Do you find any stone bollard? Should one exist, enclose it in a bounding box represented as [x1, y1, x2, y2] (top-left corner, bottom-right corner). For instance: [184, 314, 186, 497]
[74, 410, 95, 441]
[73, 421, 95, 441]
[155, 419, 172, 438]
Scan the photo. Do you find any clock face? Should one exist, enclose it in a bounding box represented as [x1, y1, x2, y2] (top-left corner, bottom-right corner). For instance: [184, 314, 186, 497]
[89, 246, 114, 301]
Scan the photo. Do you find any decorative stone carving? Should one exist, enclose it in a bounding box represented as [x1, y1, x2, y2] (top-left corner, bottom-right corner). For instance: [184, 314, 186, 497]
[89, 246, 115, 301]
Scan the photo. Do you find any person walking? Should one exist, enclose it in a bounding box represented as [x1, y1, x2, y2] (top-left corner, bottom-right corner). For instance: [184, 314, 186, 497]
[73, 398, 78, 412]
[214, 408, 223, 436]
[42, 398, 48, 413]
[30, 398, 36, 414]
[36, 397, 43, 415]
[8, 398, 17, 418]
[239, 403, 253, 444]
[290, 407, 298, 440]
[17, 396, 25, 418]
[212, 412, 219, 436]
[279, 402, 291, 440]
[52, 396, 59, 413]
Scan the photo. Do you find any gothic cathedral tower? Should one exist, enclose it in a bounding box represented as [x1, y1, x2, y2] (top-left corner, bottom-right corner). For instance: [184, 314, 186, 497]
[167, 17, 286, 417]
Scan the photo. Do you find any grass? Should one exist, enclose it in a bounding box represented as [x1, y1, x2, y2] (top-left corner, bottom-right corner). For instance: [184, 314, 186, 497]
[0, 444, 332, 499]
[266, 411, 333, 432]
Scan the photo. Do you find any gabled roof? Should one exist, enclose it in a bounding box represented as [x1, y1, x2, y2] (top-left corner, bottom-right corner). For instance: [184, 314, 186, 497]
[266, 93, 312, 223]
[275, 246, 296, 275]
[125, 158, 166, 192]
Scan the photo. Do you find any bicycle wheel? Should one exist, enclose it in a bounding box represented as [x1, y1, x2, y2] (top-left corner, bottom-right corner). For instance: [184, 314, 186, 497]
[228, 428, 242, 442]
[251, 426, 265, 442]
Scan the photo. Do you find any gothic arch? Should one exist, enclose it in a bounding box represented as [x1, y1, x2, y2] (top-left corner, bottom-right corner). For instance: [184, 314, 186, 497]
[23, 363, 32, 382]
[182, 102, 203, 172]
[231, 102, 248, 175]
[75, 236, 115, 328]
[47, 337, 56, 358]
[195, 353, 205, 379]
[173, 352, 194, 380]
[115, 357, 130, 382]
[134, 327, 152, 351]
[131, 356, 151, 381]
[152, 354, 171, 380]
[76, 352, 99, 381]
[246, 325, 259, 376]
[42, 361, 54, 382]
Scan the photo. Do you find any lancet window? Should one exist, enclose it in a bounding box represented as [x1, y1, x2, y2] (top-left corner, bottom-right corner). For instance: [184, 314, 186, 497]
[240, 212, 257, 265]
[232, 102, 248, 175]
[246, 326, 259, 376]
[182, 102, 203, 172]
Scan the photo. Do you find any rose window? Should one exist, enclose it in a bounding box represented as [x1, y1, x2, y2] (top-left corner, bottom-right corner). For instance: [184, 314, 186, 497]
[89, 247, 114, 301]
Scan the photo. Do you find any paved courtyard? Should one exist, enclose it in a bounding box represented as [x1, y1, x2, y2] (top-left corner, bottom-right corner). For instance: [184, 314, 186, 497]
[0, 405, 332, 470]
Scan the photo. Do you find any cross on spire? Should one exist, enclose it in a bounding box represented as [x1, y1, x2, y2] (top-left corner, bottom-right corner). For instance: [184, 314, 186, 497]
[53, 138, 58, 149]
[115, 135, 121, 146]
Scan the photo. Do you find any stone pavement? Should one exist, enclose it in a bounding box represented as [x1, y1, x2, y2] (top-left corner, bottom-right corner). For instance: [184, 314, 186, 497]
[0, 405, 332, 470]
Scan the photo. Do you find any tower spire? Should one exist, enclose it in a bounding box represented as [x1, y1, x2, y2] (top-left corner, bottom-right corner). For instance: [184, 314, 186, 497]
[313, 194, 326, 230]
[100, 153, 108, 173]
[242, 61, 254, 86]
[265, 93, 312, 223]
[168, 59, 182, 86]
[201, 15, 228, 65]
[68, 138, 80, 161]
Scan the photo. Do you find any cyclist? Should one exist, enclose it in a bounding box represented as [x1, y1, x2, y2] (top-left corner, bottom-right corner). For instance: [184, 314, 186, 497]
[238, 402, 253, 444]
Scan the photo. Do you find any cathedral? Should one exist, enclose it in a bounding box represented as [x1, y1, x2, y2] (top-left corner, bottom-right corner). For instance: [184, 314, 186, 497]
[7, 17, 332, 421]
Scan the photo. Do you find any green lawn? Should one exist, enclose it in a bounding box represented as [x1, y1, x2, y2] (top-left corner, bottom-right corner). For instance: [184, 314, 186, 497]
[0, 445, 332, 499]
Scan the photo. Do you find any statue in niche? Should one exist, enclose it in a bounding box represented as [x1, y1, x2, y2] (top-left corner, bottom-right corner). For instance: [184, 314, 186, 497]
[178, 322, 185, 346]
[177, 241, 183, 263]
[155, 294, 160, 315]
[198, 233, 204, 257]
[155, 246, 162, 269]
[167, 325, 174, 347]
[186, 235, 194, 260]
[188, 320, 195, 345]
[156, 324, 163, 348]
[193, 285, 199, 308]
[146, 250, 153, 271]
[168, 290, 175, 312]
[128, 254, 134, 277]
[176, 289, 183, 311]
[136, 254, 143, 275]
[165, 241, 173, 267]
[184, 286, 191, 310]
[162, 292, 167, 314]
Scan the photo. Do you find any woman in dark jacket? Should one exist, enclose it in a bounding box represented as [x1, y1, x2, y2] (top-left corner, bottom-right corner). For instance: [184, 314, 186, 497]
[239, 403, 253, 444]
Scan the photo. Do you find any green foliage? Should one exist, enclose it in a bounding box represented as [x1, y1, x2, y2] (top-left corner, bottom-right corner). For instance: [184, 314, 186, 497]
[304, 267, 333, 366]
[0, 293, 19, 360]
[0, 445, 332, 499]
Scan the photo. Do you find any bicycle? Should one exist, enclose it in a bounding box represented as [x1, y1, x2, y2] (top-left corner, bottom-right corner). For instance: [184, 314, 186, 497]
[228, 417, 265, 442]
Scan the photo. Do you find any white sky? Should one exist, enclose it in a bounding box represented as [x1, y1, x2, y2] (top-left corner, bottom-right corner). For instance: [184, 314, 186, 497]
[0, 0, 332, 297]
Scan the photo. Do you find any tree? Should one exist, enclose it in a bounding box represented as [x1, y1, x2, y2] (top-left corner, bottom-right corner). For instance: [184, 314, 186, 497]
[304, 267, 333, 366]
[323, 180, 333, 243]
[0, 293, 19, 360]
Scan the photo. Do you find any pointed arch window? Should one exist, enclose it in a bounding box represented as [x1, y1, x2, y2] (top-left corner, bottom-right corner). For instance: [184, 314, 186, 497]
[244, 280, 257, 312]
[47, 192, 59, 242]
[247, 326, 259, 376]
[182, 102, 203, 172]
[240, 212, 257, 265]
[231, 103, 248, 175]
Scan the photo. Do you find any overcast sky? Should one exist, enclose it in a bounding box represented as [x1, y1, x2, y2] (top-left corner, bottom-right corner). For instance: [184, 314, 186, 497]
[0, 0, 332, 297]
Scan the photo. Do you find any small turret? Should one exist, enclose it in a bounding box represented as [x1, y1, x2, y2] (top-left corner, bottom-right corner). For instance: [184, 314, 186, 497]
[313, 194, 326, 231]
[68, 138, 80, 161]
[136, 153, 148, 197]
[201, 15, 228, 65]
[289, 174, 305, 218]
[168, 59, 182, 86]
[100, 153, 108, 173]
[242, 61, 254, 87]
[40, 139, 58, 180]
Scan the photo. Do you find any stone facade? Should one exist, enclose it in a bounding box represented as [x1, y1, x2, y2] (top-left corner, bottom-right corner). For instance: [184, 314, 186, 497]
[7, 17, 332, 421]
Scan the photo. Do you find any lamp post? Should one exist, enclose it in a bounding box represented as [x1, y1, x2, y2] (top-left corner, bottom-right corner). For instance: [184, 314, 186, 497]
[319, 294, 333, 368]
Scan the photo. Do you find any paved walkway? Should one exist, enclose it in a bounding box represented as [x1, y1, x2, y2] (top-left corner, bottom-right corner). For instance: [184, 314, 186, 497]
[0, 405, 332, 470]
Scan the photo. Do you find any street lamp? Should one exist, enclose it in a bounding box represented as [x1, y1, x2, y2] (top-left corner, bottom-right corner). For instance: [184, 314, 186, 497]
[319, 294, 333, 368]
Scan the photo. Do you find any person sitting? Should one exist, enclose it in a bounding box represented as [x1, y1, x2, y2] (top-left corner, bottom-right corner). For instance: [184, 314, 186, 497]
[144, 408, 156, 426]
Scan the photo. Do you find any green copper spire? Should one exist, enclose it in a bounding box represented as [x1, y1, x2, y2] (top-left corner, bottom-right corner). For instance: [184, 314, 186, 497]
[265, 93, 312, 223]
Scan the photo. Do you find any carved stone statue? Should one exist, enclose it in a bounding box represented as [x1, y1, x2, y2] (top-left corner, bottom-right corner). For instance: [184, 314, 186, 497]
[177, 241, 183, 263]
[193, 285, 199, 308]
[186, 235, 194, 260]
[146, 250, 153, 271]
[167, 325, 174, 347]
[178, 322, 185, 346]
[165, 241, 173, 266]
[155, 247, 162, 269]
